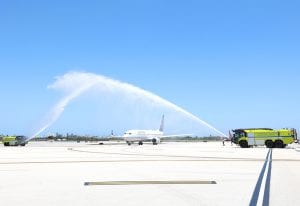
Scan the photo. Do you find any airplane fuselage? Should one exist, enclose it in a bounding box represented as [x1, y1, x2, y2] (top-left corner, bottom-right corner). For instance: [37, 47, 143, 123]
[123, 130, 163, 142]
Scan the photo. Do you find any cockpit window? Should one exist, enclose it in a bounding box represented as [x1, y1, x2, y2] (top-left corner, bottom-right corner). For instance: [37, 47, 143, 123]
[233, 132, 245, 138]
[16, 136, 25, 140]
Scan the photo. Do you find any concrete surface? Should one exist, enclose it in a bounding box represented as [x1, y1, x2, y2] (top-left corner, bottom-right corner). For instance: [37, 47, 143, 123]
[0, 141, 299, 206]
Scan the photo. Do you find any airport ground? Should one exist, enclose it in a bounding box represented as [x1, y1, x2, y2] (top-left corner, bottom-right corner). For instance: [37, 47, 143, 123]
[0, 141, 300, 206]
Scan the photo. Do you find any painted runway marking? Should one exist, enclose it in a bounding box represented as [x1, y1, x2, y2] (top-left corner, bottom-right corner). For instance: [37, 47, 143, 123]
[68, 148, 299, 162]
[84, 180, 217, 186]
[0, 159, 266, 165]
[249, 149, 272, 206]
[69, 148, 252, 160]
[263, 149, 272, 206]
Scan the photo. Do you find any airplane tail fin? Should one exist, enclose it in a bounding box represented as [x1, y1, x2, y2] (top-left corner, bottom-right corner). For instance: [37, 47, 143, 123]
[159, 115, 164, 132]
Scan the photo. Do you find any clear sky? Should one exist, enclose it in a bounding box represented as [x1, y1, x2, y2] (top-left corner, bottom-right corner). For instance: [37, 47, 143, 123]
[0, 0, 300, 136]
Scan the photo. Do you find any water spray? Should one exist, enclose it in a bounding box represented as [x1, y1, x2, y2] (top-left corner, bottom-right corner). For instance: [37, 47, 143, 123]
[30, 71, 227, 139]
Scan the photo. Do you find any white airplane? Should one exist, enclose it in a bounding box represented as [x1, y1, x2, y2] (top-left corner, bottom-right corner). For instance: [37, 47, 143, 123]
[116, 115, 191, 145]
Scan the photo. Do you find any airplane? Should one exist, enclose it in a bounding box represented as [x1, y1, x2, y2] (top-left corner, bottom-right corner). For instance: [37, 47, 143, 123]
[114, 115, 192, 145]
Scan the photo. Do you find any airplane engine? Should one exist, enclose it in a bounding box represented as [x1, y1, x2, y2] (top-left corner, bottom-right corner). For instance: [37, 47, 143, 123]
[152, 138, 160, 145]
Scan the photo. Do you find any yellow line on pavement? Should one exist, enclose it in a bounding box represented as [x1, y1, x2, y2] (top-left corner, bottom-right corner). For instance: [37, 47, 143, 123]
[84, 180, 217, 186]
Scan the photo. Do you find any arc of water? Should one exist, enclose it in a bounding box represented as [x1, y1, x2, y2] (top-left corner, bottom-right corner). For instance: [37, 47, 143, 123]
[30, 72, 227, 139]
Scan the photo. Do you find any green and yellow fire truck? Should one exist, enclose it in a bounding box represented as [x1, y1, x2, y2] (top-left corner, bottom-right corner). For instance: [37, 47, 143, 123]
[2, 136, 28, 146]
[232, 128, 297, 148]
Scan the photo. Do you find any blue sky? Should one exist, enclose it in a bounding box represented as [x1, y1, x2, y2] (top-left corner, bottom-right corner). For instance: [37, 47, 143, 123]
[0, 0, 300, 136]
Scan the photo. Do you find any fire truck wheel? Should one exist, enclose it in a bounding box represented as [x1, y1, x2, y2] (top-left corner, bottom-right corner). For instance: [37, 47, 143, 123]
[239, 140, 248, 148]
[265, 140, 274, 148]
[274, 140, 283, 148]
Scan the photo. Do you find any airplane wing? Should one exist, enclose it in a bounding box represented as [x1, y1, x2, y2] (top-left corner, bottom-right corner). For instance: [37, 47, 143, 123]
[109, 135, 124, 138]
[161, 134, 193, 138]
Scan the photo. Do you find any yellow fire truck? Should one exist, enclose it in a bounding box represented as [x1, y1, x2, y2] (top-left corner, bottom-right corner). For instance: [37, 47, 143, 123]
[2, 136, 28, 146]
[232, 128, 297, 148]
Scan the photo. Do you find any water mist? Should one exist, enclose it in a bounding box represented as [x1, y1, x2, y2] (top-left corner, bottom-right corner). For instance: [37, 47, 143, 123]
[30, 71, 227, 139]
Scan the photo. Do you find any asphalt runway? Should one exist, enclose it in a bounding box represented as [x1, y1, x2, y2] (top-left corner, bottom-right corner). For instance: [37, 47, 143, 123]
[0, 141, 299, 206]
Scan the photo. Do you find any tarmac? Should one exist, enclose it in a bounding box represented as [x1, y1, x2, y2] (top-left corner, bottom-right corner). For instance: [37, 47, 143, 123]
[0, 141, 300, 206]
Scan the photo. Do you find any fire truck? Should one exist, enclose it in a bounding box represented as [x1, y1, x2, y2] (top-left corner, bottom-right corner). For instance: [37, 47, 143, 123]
[232, 128, 297, 148]
[2, 136, 28, 146]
